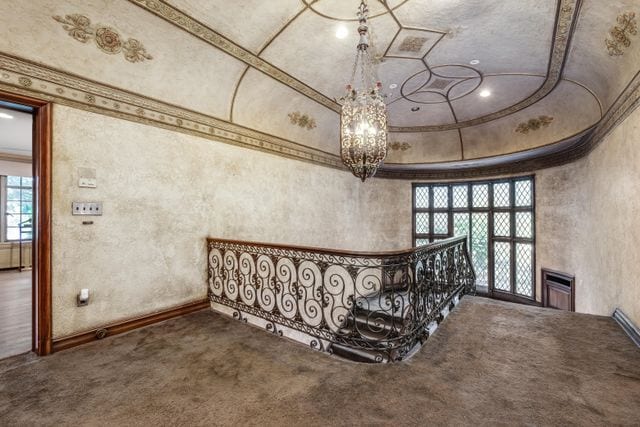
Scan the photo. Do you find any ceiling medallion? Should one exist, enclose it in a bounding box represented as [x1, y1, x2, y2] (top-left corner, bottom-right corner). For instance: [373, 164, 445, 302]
[339, 0, 388, 182]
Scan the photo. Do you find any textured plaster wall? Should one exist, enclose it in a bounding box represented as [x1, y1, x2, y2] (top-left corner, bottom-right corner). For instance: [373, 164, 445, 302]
[536, 106, 640, 326]
[52, 105, 411, 338]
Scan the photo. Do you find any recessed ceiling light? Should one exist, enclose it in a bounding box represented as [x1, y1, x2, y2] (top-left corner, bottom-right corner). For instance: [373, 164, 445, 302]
[479, 90, 491, 97]
[411, 106, 420, 112]
[336, 25, 348, 39]
[0, 112, 13, 119]
[389, 83, 397, 89]
[470, 59, 480, 65]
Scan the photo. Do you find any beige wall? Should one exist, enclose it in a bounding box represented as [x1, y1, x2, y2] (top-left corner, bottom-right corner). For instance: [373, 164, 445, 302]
[51, 105, 411, 338]
[536, 106, 640, 326]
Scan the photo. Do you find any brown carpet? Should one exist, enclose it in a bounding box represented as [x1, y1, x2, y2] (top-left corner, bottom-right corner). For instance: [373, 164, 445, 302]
[1, 297, 639, 426]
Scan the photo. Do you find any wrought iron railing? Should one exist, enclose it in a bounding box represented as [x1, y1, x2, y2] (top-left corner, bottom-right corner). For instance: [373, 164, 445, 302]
[207, 236, 475, 363]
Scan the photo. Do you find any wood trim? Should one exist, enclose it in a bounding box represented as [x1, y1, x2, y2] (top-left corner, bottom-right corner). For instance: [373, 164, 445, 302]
[541, 268, 575, 311]
[206, 235, 465, 259]
[0, 153, 32, 163]
[52, 299, 210, 353]
[613, 308, 640, 348]
[0, 89, 53, 356]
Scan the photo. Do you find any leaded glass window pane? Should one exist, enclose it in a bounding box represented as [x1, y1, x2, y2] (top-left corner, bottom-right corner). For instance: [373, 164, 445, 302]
[415, 187, 429, 208]
[472, 184, 489, 208]
[433, 186, 449, 209]
[515, 212, 533, 238]
[471, 213, 488, 287]
[494, 242, 511, 291]
[433, 212, 448, 234]
[494, 212, 511, 237]
[493, 182, 510, 207]
[452, 185, 468, 208]
[516, 243, 533, 297]
[415, 213, 429, 234]
[515, 180, 532, 206]
[415, 238, 429, 247]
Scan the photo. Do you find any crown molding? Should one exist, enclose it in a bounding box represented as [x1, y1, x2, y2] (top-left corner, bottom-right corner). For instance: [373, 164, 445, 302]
[0, 53, 344, 170]
[0, 152, 32, 163]
[376, 70, 640, 180]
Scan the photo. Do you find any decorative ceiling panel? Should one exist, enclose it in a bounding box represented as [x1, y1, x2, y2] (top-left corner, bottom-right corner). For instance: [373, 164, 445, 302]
[450, 75, 546, 122]
[260, 8, 399, 98]
[563, 0, 639, 111]
[233, 69, 340, 155]
[461, 80, 602, 159]
[165, 0, 304, 53]
[0, 0, 245, 119]
[385, 130, 462, 163]
[0, 0, 637, 177]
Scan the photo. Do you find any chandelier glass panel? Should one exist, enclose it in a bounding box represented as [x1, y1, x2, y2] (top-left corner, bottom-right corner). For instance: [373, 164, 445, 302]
[339, 0, 388, 182]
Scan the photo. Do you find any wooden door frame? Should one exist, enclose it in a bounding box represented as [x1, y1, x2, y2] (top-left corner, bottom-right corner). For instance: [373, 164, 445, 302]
[0, 90, 52, 355]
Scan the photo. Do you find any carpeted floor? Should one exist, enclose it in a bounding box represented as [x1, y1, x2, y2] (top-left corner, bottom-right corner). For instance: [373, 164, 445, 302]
[1, 296, 639, 426]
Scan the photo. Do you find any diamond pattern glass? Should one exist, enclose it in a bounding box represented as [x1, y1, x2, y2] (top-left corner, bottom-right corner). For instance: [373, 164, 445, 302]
[515, 180, 532, 207]
[494, 241, 511, 291]
[471, 213, 488, 287]
[433, 186, 449, 209]
[494, 212, 510, 237]
[453, 213, 469, 239]
[452, 185, 468, 208]
[516, 212, 533, 238]
[472, 184, 489, 208]
[415, 213, 429, 233]
[415, 186, 429, 208]
[415, 238, 429, 247]
[515, 243, 533, 296]
[433, 212, 448, 234]
[493, 182, 510, 207]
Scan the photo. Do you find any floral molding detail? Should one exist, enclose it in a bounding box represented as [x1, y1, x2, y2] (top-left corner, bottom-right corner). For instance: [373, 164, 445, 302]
[605, 12, 638, 56]
[515, 115, 554, 134]
[389, 142, 411, 151]
[0, 54, 342, 171]
[53, 14, 153, 63]
[287, 112, 317, 130]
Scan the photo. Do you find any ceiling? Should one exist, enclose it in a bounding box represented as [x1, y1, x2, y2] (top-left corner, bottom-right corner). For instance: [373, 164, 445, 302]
[0, 107, 32, 157]
[0, 0, 638, 176]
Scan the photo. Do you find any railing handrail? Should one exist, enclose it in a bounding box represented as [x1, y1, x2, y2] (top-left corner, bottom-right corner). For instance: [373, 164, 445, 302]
[207, 235, 476, 363]
[206, 235, 467, 260]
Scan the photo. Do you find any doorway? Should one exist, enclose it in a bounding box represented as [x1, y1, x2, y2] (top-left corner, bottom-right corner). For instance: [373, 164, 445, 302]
[0, 90, 52, 358]
[0, 101, 33, 359]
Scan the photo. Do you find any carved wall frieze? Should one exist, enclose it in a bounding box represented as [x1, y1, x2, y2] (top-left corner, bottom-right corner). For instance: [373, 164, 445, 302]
[516, 115, 554, 134]
[288, 112, 317, 130]
[605, 12, 638, 56]
[0, 53, 342, 170]
[53, 14, 153, 63]
[128, 0, 339, 112]
[389, 142, 411, 151]
[389, 0, 580, 132]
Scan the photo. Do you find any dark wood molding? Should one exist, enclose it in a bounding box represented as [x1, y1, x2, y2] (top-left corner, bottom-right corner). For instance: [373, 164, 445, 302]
[488, 290, 542, 307]
[541, 268, 575, 312]
[0, 89, 53, 356]
[0, 153, 32, 163]
[613, 308, 640, 348]
[52, 299, 210, 353]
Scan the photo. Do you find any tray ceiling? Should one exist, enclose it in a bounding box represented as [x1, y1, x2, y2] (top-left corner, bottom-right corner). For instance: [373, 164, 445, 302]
[0, 0, 638, 176]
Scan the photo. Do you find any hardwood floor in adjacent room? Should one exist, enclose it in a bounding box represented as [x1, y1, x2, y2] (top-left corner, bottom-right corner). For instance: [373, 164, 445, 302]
[0, 270, 31, 360]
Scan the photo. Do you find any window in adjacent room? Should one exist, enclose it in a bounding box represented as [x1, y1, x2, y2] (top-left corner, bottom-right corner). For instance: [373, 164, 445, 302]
[412, 176, 535, 300]
[3, 176, 33, 242]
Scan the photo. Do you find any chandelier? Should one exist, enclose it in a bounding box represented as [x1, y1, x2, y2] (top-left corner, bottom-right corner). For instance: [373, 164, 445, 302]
[339, 0, 388, 182]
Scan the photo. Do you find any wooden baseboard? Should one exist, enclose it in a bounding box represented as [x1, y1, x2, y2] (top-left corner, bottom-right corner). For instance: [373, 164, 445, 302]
[52, 298, 210, 352]
[613, 308, 640, 348]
